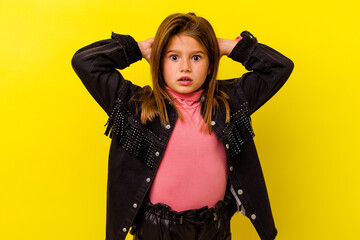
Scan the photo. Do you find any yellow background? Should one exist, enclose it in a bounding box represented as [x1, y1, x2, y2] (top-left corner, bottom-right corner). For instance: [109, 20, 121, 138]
[1, 0, 359, 239]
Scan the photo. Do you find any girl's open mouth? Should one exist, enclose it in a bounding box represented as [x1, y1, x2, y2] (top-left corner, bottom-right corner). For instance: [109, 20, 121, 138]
[178, 77, 192, 85]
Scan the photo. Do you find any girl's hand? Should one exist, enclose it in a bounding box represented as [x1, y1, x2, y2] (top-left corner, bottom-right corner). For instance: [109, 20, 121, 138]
[138, 37, 154, 63]
[217, 38, 238, 57]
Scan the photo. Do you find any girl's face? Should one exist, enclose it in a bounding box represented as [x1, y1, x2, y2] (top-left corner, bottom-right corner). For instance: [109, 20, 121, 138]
[162, 33, 210, 94]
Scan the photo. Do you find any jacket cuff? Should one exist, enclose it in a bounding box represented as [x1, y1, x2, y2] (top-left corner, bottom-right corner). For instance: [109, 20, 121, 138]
[111, 32, 143, 66]
[228, 31, 258, 64]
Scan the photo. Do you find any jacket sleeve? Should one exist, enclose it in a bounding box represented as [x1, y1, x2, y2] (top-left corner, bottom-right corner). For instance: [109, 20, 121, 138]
[228, 31, 294, 114]
[71, 33, 143, 115]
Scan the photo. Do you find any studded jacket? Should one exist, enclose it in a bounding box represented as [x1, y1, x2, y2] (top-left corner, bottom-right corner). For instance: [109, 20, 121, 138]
[71, 31, 294, 240]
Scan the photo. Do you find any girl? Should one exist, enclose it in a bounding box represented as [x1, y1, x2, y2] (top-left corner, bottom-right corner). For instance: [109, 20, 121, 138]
[72, 13, 293, 240]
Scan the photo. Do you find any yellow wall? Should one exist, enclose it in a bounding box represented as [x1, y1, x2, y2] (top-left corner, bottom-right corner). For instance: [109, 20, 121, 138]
[1, 0, 359, 239]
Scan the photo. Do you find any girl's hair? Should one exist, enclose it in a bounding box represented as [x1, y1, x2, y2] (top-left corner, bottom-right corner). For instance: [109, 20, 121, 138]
[140, 12, 230, 133]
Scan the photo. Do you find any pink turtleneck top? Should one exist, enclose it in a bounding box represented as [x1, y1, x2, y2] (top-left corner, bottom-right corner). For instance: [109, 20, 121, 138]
[148, 87, 228, 211]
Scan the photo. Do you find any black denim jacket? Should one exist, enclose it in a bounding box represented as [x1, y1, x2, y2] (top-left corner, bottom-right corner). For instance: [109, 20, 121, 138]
[71, 31, 294, 240]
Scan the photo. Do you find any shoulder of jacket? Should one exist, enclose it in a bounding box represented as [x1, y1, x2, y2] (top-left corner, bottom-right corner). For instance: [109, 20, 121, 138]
[217, 78, 247, 105]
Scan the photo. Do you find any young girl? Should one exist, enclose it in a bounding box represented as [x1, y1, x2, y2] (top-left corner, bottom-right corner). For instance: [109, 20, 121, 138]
[72, 13, 293, 240]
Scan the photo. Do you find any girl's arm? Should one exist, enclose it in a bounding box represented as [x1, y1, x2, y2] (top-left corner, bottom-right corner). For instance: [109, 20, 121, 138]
[71, 33, 143, 115]
[219, 31, 294, 114]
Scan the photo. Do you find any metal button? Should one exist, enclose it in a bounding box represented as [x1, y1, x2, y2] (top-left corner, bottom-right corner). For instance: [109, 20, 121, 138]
[237, 189, 243, 195]
[225, 144, 229, 149]
[251, 214, 256, 220]
[166, 124, 171, 129]
[122, 228, 127, 232]
[146, 178, 151, 183]
[155, 152, 160, 156]
[211, 121, 216, 126]
[229, 166, 234, 171]
[133, 203, 138, 208]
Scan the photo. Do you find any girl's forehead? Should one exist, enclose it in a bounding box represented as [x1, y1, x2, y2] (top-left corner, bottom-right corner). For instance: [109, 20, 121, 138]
[166, 34, 206, 53]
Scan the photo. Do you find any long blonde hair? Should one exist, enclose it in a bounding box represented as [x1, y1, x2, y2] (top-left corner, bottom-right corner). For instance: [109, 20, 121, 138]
[139, 12, 230, 133]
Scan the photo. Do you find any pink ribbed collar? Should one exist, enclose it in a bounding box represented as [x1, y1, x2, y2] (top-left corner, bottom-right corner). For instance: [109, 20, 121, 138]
[166, 86, 203, 109]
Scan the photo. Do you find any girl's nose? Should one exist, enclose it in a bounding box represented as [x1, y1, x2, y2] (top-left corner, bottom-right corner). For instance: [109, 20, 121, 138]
[180, 59, 191, 72]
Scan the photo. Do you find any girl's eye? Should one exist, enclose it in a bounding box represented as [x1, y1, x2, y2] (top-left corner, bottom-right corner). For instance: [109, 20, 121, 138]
[192, 55, 201, 61]
[170, 55, 178, 61]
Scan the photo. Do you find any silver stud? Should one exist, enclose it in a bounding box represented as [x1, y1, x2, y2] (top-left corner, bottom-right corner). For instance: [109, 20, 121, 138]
[155, 152, 160, 156]
[237, 189, 243, 195]
[225, 144, 229, 149]
[251, 214, 256, 220]
[229, 166, 234, 171]
[146, 178, 151, 183]
[133, 203, 138, 208]
[122, 228, 127, 232]
[211, 121, 216, 126]
[166, 124, 171, 129]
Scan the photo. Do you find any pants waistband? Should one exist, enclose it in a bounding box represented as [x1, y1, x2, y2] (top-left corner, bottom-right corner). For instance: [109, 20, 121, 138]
[142, 193, 233, 225]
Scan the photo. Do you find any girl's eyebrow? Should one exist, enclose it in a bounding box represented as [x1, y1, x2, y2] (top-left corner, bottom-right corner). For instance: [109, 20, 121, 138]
[166, 49, 205, 54]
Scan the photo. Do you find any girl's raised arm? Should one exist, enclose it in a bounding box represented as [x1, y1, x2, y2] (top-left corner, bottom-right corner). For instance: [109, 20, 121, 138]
[71, 33, 143, 115]
[220, 31, 294, 114]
